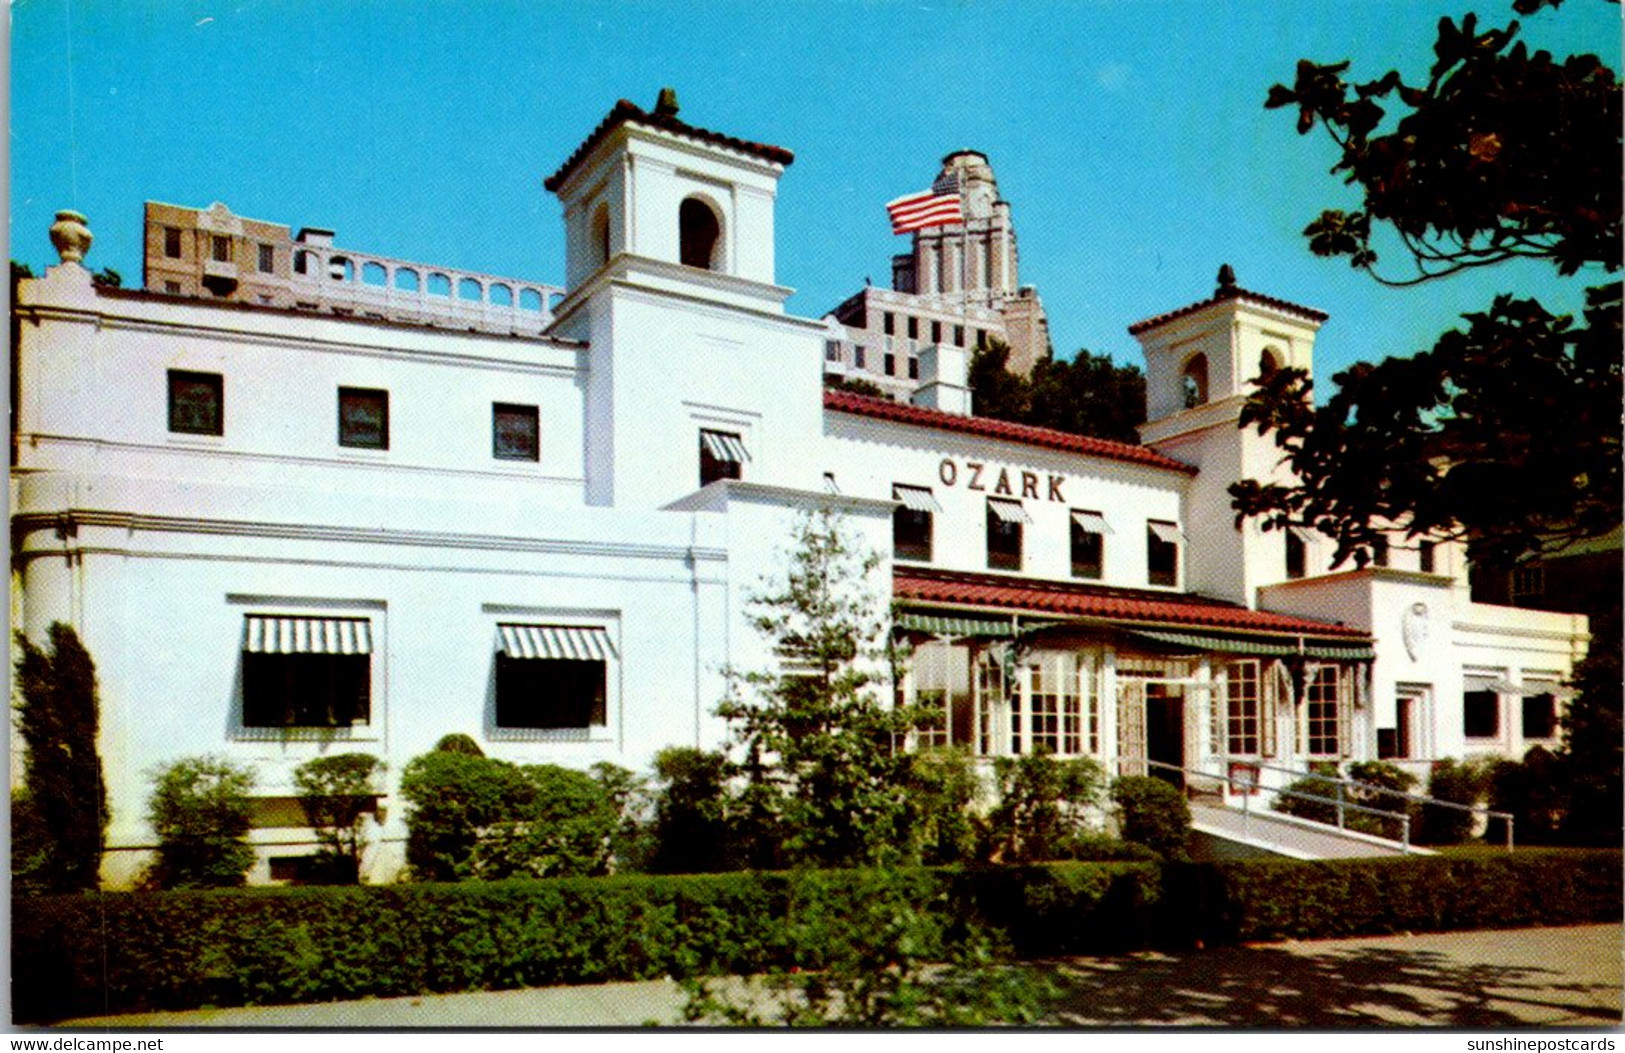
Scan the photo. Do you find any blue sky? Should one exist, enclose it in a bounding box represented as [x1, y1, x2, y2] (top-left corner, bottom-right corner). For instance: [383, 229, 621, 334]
[10, 0, 1619, 384]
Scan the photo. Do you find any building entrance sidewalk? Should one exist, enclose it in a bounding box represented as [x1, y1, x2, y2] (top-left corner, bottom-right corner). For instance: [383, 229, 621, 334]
[54, 923, 1622, 1029]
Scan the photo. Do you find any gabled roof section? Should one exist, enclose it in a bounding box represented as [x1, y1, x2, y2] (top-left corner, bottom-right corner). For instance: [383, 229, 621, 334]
[1127, 284, 1328, 336]
[894, 566, 1370, 639]
[544, 99, 795, 192]
[824, 389, 1197, 476]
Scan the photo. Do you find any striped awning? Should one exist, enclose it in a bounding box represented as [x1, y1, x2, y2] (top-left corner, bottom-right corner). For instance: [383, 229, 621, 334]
[700, 430, 749, 463]
[987, 498, 1031, 524]
[896, 612, 1019, 638]
[1071, 510, 1113, 534]
[243, 615, 373, 655]
[497, 624, 618, 661]
[1129, 628, 1375, 661]
[1148, 521, 1186, 544]
[894, 485, 942, 513]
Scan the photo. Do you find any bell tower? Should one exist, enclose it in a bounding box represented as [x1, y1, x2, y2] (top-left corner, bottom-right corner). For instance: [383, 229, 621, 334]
[1130, 266, 1328, 605]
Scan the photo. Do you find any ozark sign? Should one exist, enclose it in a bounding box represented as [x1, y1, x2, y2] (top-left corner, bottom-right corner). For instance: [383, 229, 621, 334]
[938, 457, 1066, 502]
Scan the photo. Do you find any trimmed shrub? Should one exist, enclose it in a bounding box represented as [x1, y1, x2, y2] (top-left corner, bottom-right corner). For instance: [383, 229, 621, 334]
[1111, 775, 1191, 860]
[1488, 746, 1568, 846]
[12, 850, 1618, 1023]
[432, 733, 484, 757]
[144, 756, 256, 890]
[649, 747, 738, 874]
[986, 751, 1106, 863]
[294, 753, 382, 884]
[904, 747, 983, 865]
[1419, 758, 1491, 844]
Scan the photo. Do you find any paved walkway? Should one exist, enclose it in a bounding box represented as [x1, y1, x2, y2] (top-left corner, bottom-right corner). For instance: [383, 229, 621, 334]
[55, 923, 1622, 1029]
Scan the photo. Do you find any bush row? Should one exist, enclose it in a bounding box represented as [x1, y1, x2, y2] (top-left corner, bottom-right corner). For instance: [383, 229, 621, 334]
[14, 849, 1618, 1023]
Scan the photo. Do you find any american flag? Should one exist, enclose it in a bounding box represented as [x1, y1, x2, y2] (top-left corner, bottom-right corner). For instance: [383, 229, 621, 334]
[886, 176, 963, 234]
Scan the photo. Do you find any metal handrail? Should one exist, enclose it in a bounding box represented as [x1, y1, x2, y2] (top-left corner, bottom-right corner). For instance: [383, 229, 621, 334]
[1220, 757, 1514, 851]
[1139, 758, 1414, 853]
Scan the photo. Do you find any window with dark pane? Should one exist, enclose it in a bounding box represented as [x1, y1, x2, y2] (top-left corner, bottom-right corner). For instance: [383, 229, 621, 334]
[493, 402, 540, 461]
[495, 656, 606, 729]
[168, 370, 223, 435]
[243, 652, 370, 728]
[338, 387, 389, 449]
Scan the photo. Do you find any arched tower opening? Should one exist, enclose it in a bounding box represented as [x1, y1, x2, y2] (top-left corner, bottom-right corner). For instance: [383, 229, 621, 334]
[679, 197, 722, 271]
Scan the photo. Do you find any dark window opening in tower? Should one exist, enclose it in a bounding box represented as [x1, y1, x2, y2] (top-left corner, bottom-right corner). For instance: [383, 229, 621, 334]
[1182, 354, 1209, 409]
[592, 204, 611, 268]
[679, 198, 721, 271]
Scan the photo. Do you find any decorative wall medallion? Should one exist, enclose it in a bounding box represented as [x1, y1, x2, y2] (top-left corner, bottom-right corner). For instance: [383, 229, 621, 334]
[1402, 602, 1429, 661]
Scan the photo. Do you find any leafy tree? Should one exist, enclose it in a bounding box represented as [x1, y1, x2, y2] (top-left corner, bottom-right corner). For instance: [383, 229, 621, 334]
[293, 753, 382, 884]
[1232, 1, 1620, 570]
[1560, 642, 1623, 845]
[14, 623, 109, 892]
[969, 339, 1147, 443]
[589, 761, 655, 873]
[399, 749, 534, 880]
[825, 375, 888, 398]
[144, 756, 256, 889]
[984, 751, 1106, 863]
[716, 508, 919, 869]
[903, 747, 983, 865]
[1417, 758, 1492, 844]
[649, 746, 738, 874]
[1110, 775, 1191, 859]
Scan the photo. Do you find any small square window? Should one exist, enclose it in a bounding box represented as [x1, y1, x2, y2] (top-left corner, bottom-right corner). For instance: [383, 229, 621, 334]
[496, 655, 607, 730]
[338, 387, 389, 449]
[699, 429, 746, 486]
[163, 227, 182, 258]
[168, 370, 223, 435]
[258, 243, 275, 273]
[1521, 691, 1558, 739]
[1463, 689, 1499, 738]
[493, 403, 540, 461]
[212, 235, 232, 263]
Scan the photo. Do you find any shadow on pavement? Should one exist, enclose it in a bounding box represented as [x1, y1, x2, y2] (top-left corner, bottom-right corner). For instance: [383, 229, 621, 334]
[1041, 943, 1621, 1027]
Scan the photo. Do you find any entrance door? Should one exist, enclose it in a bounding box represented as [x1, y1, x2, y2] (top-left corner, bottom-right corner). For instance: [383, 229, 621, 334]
[1146, 682, 1185, 788]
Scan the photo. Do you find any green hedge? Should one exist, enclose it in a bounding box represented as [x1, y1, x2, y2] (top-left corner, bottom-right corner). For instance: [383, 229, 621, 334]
[14, 850, 1619, 1023]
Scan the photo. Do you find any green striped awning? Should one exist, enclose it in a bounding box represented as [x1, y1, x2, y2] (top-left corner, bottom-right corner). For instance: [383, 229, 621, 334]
[243, 615, 372, 655]
[896, 613, 1019, 638]
[497, 624, 618, 661]
[1128, 628, 1374, 661]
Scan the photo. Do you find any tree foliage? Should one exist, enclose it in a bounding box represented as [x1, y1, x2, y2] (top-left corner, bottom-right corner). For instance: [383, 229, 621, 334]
[717, 509, 919, 869]
[968, 339, 1146, 444]
[985, 751, 1106, 863]
[13, 623, 109, 892]
[294, 752, 382, 884]
[1234, 1, 1621, 570]
[145, 756, 257, 889]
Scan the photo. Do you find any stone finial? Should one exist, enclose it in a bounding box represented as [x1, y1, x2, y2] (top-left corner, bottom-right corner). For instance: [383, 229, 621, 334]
[654, 86, 680, 117]
[49, 210, 93, 264]
[1215, 263, 1238, 295]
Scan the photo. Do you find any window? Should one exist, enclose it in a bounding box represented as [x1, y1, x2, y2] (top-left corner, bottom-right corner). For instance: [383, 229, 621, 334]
[163, 227, 182, 258]
[678, 198, 721, 270]
[167, 370, 223, 435]
[241, 615, 372, 728]
[931, 320, 942, 345]
[986, 498, 1028, 571]
[907, 316, 919, 340]
[338, 387, 389, 449]
[908, 357, 920, 380]
[258, 243, 275, 273]
[1147, 521, 1180, 587]
[1463, 676, 1500, 738]
[1304, 666, 1342, 757]
[954, 325, 965, 347]
[1511, 564, 1545, 604]
[1225, 661, 1263, 757]
[493, 403, 539, 461]
[884, 353, 896, 376]
[825, 341, 842, 364]
[164, 281, 181, 295]
[494, 624, 612, 730]
[1181, 354, 1209, 408]
[893, 485, 939, 562]
[1372, 535, 1390, 568]
[1419, 540, 1437, 573]
[1521, 687, 1558, 739]
[211, 235, 232, 263]
[854, 345, 867, 369]
[1286, 528, 1307, 580]
[1070, 509, 1108, 579]
[699, 428, 747, 486]
[976, 329, 987, 349]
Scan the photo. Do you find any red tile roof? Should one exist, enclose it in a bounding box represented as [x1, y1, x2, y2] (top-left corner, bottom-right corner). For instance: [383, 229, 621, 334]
[895, 566, 1369, 638]
[544, 99, 795, 192]
[824, 389, 1197, 475]
[1127, 285, 1328, 336]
